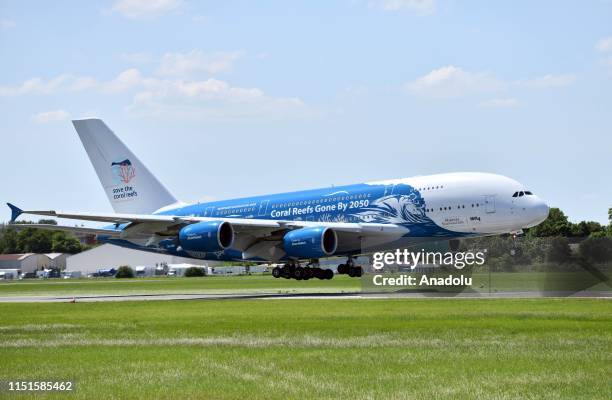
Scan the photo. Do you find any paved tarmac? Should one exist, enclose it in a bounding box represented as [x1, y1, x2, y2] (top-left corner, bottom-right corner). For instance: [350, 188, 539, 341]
[0, 290, 609, 302]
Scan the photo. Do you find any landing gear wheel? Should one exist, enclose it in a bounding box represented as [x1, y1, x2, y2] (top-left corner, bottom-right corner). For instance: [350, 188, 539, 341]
[272, 267, 281, 278]
[348, 266, 364, 278]
[294, 267, 305, 280]
[281, 266, 292, 279]
[303, 268, 313, 280]
[323, 269, 334, 280]
[337, 264, 348, 274]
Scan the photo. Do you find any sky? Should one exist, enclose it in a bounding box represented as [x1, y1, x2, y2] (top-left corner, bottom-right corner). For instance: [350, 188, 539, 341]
[0, 0, 610, 224]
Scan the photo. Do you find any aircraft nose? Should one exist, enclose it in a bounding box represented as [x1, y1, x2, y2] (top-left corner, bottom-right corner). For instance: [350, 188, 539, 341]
[534, 200, 549, 223]
[523, 197, 549, 228]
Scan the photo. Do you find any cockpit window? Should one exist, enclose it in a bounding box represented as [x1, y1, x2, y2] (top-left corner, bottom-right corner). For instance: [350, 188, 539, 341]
[519, 191, 524, 197]
[524, 191, 533, 195]
[512, 192, 518, 197]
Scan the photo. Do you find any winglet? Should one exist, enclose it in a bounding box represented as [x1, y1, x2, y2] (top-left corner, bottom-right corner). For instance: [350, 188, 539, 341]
[7, 203, 23, 223]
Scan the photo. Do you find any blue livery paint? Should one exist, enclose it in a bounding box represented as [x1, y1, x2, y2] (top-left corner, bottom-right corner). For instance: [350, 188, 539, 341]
[119, 181, 467, 261]
[21, 181, 470, 262]
[283, 226, 336, 259]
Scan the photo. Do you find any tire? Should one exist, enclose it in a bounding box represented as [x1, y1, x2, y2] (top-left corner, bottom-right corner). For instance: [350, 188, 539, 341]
[303, 268, 313, 280]
[272, 267, 281, 278]
[337, 264, 347, 274]
[324, 269, 334, 280]
[348, 267, 356, 277]
[355, 266, 363, 277]
[294, 267, 304, 280]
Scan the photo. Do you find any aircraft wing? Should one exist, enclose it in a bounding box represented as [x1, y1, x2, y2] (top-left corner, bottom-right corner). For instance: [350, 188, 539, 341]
[7, 203, 407, 260]
[7, 203, 405, 235]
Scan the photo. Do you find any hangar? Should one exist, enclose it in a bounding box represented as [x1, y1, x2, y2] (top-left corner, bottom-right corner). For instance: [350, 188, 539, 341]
[0, 253, 47, 273]
[66, 244, 216, 274]
[45, 253, 67, 269]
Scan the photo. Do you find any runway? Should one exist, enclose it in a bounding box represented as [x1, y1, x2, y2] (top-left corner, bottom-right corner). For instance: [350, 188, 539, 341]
[0, 290, 609, 302]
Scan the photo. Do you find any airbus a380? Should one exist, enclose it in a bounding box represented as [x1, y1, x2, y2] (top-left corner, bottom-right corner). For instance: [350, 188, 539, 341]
[7, 119, 549, 280]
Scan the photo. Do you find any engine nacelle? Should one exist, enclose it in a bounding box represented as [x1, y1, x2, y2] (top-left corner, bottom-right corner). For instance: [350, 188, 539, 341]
[283, 227, 337, 259]
[178, 221, 234, 253]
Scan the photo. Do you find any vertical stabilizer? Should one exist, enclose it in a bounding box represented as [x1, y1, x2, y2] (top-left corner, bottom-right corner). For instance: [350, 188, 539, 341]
[72, 119, 177, 214]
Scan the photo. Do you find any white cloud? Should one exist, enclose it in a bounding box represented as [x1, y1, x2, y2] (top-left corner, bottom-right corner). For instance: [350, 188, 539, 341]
[0, 68, 307, 120]
[32, 110, 71, 124]
[404, 65, 502, 98]
[111, 0, 182, 18]
[119, 52, 153, 64]
[595, 38, 612, 74]
[0, 75, 71, 96]
[405, 66, 576, 101]
[0, 69, 142, 96]
[596, 37, 612, 53]
[99, 68, 145, 93]
[192, 15, 208, 23]
[156, 50, 245, 77]
[127, 77, 307, 119]
[479, 98, 519, 108]
[370, 0, 435, 15]
[1, 19, 16, 29]
[514, 74, 576, 88]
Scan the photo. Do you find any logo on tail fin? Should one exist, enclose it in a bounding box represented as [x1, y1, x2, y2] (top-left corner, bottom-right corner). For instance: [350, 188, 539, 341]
[111, 159, 136, 184]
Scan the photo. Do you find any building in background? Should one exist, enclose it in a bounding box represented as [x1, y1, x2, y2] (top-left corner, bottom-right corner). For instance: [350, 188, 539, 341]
[0, 253, 47, 274]
[66, 244, 218, 275]
[45, 253, 67, 269]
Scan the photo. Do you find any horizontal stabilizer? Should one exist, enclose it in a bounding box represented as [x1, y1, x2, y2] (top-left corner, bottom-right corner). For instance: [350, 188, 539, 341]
[6, 203, 23, 223]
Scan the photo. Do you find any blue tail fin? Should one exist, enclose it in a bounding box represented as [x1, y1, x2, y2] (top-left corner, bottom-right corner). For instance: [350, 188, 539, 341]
[7, 203, 23, 223]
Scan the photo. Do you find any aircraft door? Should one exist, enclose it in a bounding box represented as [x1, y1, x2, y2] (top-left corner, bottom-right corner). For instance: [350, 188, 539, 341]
[484, 195, 496, 214]
[258, 200, 270, 217]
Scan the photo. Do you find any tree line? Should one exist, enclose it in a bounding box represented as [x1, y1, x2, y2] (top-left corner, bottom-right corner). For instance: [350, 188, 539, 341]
[0, 220, 87, 254]
[460, 207, 612, 271]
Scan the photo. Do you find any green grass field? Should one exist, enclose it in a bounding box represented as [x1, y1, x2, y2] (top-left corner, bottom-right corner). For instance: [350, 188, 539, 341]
[0, 275, 360, 297]
[1, 298, 610, 399]
[0, 270, 608, 298]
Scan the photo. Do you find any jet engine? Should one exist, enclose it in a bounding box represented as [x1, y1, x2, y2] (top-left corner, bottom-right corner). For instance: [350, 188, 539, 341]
[178, 221, 234, 252]
[283, 227, 337, 259]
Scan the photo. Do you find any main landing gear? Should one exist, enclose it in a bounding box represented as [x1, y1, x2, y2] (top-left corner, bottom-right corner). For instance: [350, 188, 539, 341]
[272, 261, 334, 280]
[336, 256, 363, 278]
[271, 257, 364, 280]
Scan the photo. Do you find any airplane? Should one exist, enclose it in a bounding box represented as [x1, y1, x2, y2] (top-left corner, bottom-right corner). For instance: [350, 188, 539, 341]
[7, 119, 549, 280]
